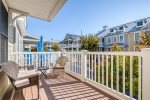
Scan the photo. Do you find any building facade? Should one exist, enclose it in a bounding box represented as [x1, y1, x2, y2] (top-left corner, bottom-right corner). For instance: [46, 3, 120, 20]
[23, 34, 59, 52]
[60, 34, 81, 52]
[96, 17, 150, 51]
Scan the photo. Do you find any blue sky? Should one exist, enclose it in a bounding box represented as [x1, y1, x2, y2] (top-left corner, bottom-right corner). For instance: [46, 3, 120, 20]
[27, 0, 150, 41]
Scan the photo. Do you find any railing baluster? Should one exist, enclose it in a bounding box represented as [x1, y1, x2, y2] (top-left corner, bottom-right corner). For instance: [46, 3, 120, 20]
[130, 56, 133, 98]
[88, 54, 90, 79]
[91, 54, 93, 80]
[111, 55, 113, 89]
[94, 54, 96, 82]
[78, 54, 79, 74]
[117, 55, 119, 92]
[123, 55, 125, 95]
[98, 54, 100, 83]
[102, 54, 104, 85]
[106, 55, 108, 87]
[138, 56, 141, 100]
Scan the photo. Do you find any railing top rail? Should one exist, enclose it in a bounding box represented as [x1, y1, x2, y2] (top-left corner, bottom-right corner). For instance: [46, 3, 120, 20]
[87, 52, 142, 56]
[11, 52, 62, 54]
[65, 52, 83, 54]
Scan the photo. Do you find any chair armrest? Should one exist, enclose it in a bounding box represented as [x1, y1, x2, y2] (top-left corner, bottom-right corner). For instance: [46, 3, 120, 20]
[19, 65, 34, 70]
[16, 70, 39, 80]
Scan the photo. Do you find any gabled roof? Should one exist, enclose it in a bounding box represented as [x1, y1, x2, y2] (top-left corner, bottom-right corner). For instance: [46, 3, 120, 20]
[105, 31, 124, 37]
[143, 23, 150, 29]
[95, 30, 105, 36]
[23, 34, 39, 40]
[5, 0, 67, 21]
[128, 26, 143, 33]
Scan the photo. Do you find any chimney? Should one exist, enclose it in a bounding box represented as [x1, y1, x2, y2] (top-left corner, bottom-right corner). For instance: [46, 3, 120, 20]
[103, 25, 108, 30]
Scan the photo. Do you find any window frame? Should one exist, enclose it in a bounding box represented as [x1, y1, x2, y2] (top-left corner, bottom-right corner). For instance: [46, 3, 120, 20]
[107, 37, 112, 44]
[134, 32, 140, 41]
[119, 34, 124, 43]
[119, 26, 124, 31]
[110, 29, 114, 33]
[113, 36, 117, 43]
[137, 21, 143, 27]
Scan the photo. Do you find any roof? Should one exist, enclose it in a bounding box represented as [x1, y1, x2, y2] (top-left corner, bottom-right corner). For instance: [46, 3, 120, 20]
[128, 26, 143, 33]
[143, 23, 150, 29]
[105, 43, 127, 47]
[105, 31, 124, 37]
[5, 0, 67, 21]
[95, 30, 105, 36]
[23, 34, 39, 40]
[61, 33, 81, 42]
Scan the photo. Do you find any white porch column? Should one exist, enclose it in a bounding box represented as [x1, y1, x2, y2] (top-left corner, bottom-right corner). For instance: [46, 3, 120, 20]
[81, 50, 88, 82]
[141, 48, 150, 100]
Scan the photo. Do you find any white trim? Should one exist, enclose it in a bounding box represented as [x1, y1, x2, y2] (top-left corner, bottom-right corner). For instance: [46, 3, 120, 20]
[134, 32, 140, 41]
[113, 35, 117, 43]
[2, 0, 8, 11]
[119, 34, 124, 43]
[107, 37, 112, 44]
[136, 20, 144, 27]
[134, 46, 138, 51]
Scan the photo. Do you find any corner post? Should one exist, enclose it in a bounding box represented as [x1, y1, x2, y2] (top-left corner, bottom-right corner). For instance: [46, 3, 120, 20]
[141, 48, 150, 100]
[81, 50, 88, 82]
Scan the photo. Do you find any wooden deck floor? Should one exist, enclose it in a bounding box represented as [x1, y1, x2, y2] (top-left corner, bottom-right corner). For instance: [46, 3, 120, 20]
[13, 74, 117, 100]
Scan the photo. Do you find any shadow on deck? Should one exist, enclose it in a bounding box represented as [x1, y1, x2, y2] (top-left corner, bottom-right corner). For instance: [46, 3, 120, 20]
[13, 74, 117, 100]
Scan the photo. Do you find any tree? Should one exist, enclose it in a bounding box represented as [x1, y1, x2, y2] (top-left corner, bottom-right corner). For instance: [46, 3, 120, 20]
[51, 44, 61, 51]
[80, 34, 99, 51]
[112, 43, 122, 52]
[138, 33, 150, 49]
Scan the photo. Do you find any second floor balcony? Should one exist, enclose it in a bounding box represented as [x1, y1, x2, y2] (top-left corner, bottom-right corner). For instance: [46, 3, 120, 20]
[2, 48, 149, 100]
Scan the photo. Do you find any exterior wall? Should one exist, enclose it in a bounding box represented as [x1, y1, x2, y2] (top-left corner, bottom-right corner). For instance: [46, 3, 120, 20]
[97, 17, 150, 51]
[0, 1, 10, 99]
[0, 0, 8, 63]
[8, 14, 26, 60]
[61, 34, 81, 52]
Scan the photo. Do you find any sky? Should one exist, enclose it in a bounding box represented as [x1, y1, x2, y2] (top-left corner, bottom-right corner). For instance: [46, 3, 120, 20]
[27, 0, 150, 41]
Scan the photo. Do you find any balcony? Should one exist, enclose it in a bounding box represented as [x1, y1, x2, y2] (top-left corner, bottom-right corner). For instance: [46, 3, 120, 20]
[3, 48, 150, 99]
[61, 44, 81, 48]
[13, 74, 116, 100]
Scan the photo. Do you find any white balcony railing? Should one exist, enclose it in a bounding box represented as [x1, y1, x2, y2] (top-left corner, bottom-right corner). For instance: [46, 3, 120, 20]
[10, 48, 150, 100]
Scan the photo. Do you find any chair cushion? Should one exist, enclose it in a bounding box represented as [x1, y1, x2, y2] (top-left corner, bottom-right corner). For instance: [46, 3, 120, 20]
[14, 79, 29, 87]
[55, 56, 68, 68]
[17, 70, 39, 80]
[1, 61, 19, 80]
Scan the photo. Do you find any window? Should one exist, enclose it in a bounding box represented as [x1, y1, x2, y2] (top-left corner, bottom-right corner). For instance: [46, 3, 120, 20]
[107, 37, 111, 44]
[119, 26, 123, 30]
[137, 21, 143, 27]
[119, 35, 124, 43]
[134, 32, 140, 41]
[113, 36, 117, 43]
[110, 29, 114, 33]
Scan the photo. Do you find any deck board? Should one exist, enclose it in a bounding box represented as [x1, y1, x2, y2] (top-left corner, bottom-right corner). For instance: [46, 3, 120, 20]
[13, 74, 117, 100]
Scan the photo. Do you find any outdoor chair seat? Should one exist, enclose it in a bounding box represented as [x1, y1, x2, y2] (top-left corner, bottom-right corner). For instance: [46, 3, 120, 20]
[14, 78, 29, 88]
[17, 70, 38, 80]
[51, 55, 69, 77]
[1, 61, 39, 99]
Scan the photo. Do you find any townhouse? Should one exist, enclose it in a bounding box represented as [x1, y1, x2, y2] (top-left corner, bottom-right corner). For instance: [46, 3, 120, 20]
[23, 34, 59, 52]
[96, 17, 150, 51]
[60, 33, 81, 52]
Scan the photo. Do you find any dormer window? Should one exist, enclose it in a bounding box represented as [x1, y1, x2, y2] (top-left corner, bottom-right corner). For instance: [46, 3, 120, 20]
[119, 26, 123, 31]
[110, 29, 114, 33]
[137, 21, 143, 27]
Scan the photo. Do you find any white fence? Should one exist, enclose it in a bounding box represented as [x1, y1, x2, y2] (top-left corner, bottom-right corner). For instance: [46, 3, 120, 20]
[10, 48, 150, 100]
[10, 52, 62, 69]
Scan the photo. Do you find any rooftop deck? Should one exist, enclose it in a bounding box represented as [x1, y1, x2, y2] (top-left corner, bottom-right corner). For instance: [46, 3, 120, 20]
[13, 74, 117, 100]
